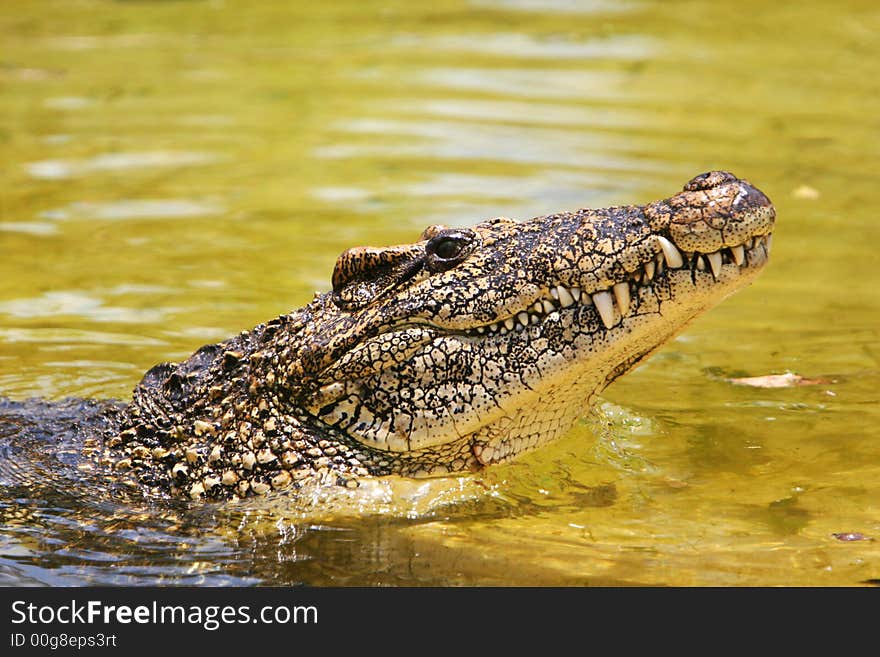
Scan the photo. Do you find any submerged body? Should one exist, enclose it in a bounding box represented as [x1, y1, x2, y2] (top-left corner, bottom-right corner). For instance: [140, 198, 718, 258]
[0, 171, 775, 501]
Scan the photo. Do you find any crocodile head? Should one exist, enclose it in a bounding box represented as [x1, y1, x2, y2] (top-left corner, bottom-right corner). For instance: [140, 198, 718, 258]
[283, 170, 775, 475]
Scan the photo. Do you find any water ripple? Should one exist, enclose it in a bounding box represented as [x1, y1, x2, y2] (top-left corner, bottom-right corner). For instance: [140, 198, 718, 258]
[0, 328, 166, 346]
[40, 34, 165, 51]
[419, 67, 624, 100]
[39, 198, 224, 222]
[472, 0, 636, 13]
[25, 151, 220, 180]
[42, 96, 92, 110]
[0, 292, 167, 323]
[0, 222, 59, 236]
[395, 33, 656, 61]
[398, 98, 644, 128]
[321, 118, 650, 171]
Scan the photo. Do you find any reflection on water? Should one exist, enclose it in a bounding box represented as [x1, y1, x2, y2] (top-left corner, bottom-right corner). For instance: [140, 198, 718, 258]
[325, 117, 641, 169]
[1, 0, 879, 586]
[0, 291, 167, 323]
[472, 0, 634, 14]
[394, 33, 656, 60]
[418, 67, 625, 100]
[41, 96, 92, 110]
[25, 151, 220, 180]
[0, 222, 59, 237]
[40, 199, 224, 222]
[407, 99, 644, 128]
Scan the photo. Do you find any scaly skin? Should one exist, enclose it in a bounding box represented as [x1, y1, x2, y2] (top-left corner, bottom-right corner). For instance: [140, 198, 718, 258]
[76, 170, 775, 500]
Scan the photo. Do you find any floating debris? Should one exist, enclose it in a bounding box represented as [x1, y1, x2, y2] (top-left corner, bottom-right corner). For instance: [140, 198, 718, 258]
[727, 372, 832, 388]
[792, 185, 820, 200]
[832, 532, 874, 542]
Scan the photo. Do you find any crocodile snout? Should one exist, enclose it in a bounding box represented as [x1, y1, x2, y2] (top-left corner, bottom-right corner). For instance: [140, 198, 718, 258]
[681, 170, 774, 219]
[684, 170, 739, 191]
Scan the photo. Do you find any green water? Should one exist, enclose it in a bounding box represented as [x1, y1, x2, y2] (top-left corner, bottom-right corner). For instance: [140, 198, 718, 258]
[1, 0, 878, 586]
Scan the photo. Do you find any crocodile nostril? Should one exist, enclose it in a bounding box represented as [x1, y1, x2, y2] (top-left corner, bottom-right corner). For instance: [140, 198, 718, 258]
[683, 170, 739, 191]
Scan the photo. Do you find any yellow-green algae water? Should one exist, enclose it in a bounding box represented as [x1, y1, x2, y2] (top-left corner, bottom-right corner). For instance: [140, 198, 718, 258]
[1, 0, 879, 586]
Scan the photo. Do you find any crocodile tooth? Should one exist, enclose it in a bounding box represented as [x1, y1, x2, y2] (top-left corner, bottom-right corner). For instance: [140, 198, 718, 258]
[765, 234, 773, 254]
[488, 322, 498, 333]
[570, 287, 581, 302]
[504, 317, 515, 331]
[657, 236, 684, 268]
[541, 299, 556, 314]
[533, 301, 544, 314]
[530, 314, 540, 324]
[745, 237, 754, 250]
[706, 251, 722, 279]
[731, 244, 745, 265]
[613, 282, 631, 315]
[644, 260, 655, 281]
[656, 254, 665, 274]
[476, 326, 485, 334]
[696, 255, 706, 271]
[499, 326, 508, 335]
[556, 286, 575, 308]
[550, 287, 559, 301]
[592, 290, 615, 329]
[517, 312, 529, 327]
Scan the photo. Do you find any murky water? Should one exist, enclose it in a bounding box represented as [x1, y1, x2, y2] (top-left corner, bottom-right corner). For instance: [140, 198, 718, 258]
[1, 0, 878, 586]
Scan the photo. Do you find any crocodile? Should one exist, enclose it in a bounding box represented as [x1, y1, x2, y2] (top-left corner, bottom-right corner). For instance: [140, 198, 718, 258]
[0, 170, 775, 502]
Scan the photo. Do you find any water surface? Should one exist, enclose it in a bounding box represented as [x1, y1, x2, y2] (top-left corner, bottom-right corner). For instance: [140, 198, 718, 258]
[1, 0, 879, 586]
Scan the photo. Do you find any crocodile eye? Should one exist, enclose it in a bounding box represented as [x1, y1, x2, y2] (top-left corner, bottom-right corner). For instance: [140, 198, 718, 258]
[425, 229, 477, 272]
[432, 237, 463, 260]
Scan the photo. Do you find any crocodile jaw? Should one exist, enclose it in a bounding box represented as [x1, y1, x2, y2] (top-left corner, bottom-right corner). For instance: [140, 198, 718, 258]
[467, 233, 772, 467]
[307, 171, 775, 474]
